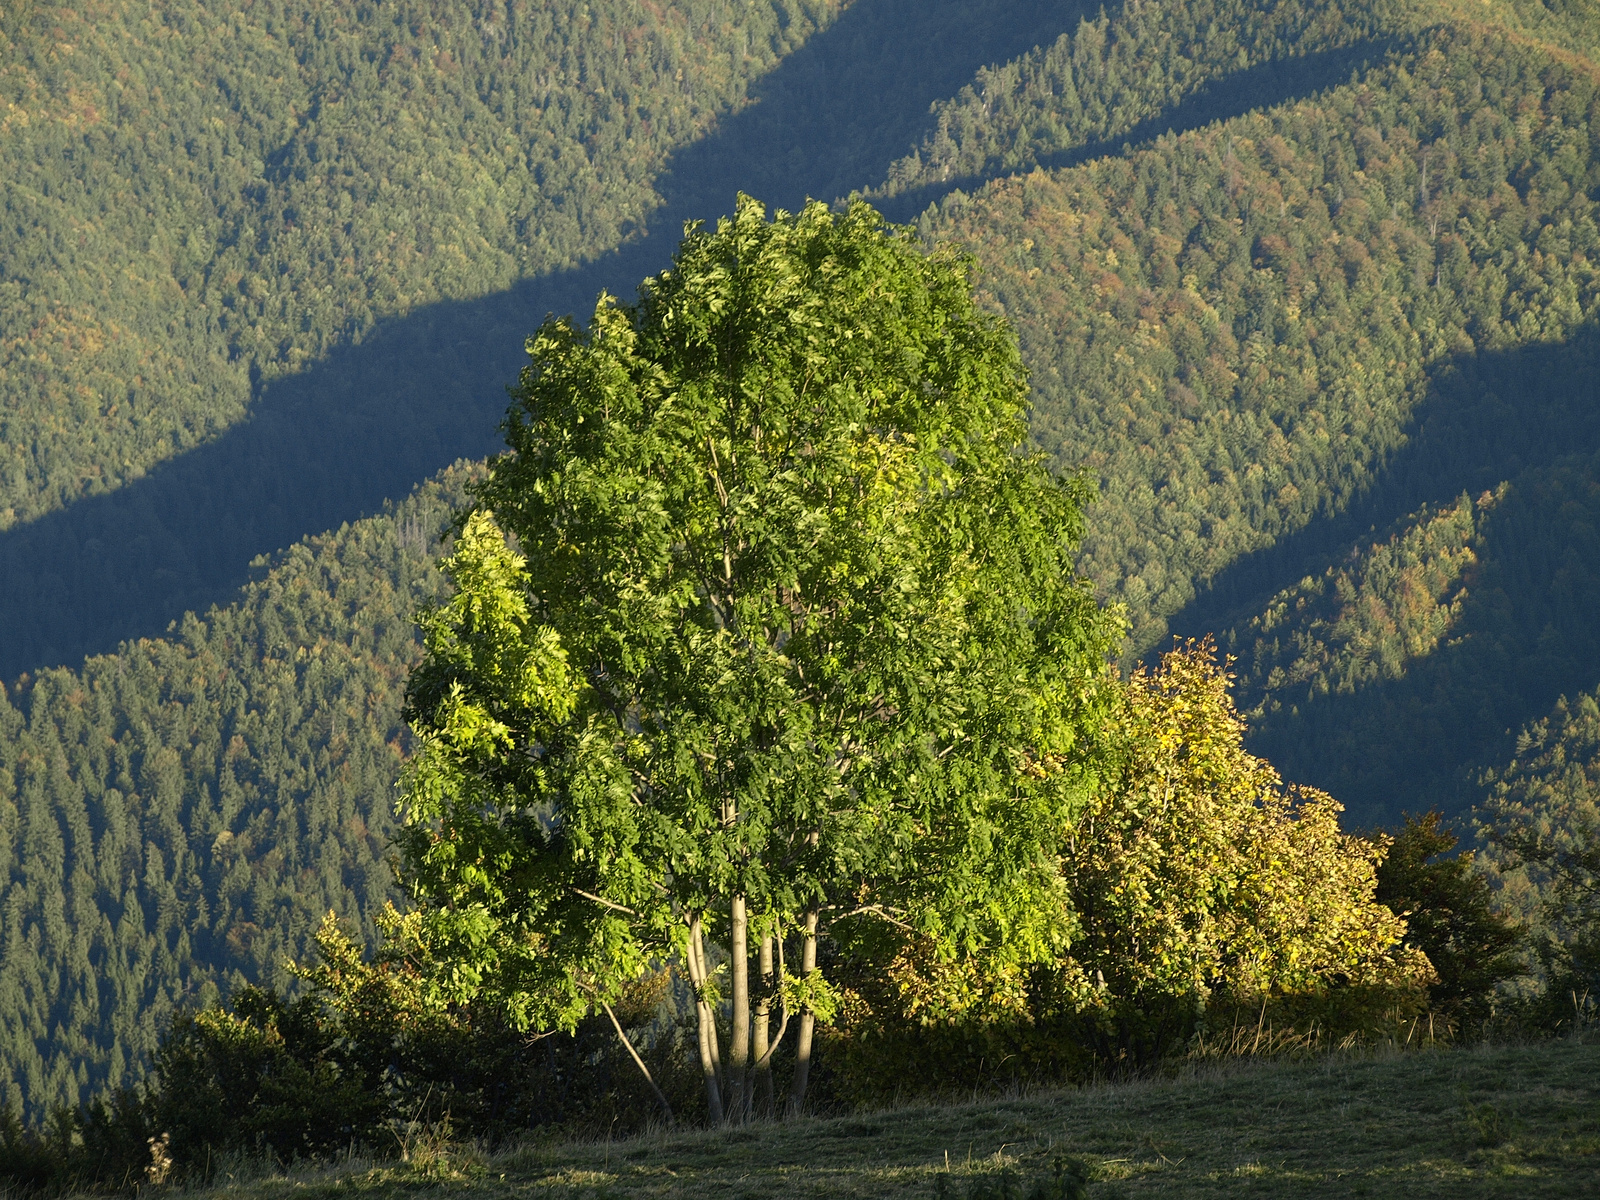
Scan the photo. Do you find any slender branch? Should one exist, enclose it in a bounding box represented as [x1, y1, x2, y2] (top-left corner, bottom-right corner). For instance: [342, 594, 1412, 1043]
[751, 1003, 791, 1071]
[707, 438, 730, 509]
[571, 888, 640, 917]
[831, 903, 916, 933]
[601, 1000, 674, 1123]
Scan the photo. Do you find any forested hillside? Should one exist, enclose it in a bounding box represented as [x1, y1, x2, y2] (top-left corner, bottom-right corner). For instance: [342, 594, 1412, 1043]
[0, 0, 1084, 677]
[0, 0, 835, 531]
[1476, 686, 1600, 944]
[914, 12, 1600, 818]
[5, 0, 1600, 1122]
[0, 465, 471, 1117]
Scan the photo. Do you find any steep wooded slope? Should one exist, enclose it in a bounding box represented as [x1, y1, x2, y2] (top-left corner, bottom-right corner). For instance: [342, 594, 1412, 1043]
[0, 0, 840, 531]
[0, 0, 1095, 678]
[0, 466, 469, 1116]
[910, 15, 1600, 819]
[926, 21, 1600, 644]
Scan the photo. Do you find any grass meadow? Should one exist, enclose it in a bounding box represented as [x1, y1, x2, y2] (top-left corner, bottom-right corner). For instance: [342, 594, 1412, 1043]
[174, 1036, 1598, 1200]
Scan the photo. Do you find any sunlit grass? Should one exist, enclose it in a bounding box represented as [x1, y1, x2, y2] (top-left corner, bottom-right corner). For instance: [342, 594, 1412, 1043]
[178, 1035, 1598, 1200]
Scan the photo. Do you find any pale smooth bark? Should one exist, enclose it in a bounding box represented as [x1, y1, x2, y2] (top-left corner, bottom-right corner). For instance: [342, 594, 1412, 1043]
[686, 914, 724, 1124]
[728, 894, 751, 1121]
[787, 909, 819, 1116]
[753, 932, 774, 1116]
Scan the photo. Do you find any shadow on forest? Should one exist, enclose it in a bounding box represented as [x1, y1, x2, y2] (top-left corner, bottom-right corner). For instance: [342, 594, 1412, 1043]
[0, 0, 1422, 682]
[875, 33, 1407, 222]
[654, 0, 1096, 222]
[1170, 323, 1600, 827]
[0, 0, 1104, 682]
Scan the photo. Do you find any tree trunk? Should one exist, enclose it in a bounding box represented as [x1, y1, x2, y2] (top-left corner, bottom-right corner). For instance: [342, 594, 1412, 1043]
[687, 914, 724, 1124]
[753, 931, 774, 1116]
[787, 909, 819, 1116]
[729, 894, 751, 1121]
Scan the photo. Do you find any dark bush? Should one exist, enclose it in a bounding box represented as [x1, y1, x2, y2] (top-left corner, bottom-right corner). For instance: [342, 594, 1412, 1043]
[153, 987, 385, 1166]
[1375, 812, 1527, 1034]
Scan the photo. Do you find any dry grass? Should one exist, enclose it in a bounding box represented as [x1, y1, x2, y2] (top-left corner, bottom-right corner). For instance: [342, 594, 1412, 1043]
[175, 1036, 1599, 1200]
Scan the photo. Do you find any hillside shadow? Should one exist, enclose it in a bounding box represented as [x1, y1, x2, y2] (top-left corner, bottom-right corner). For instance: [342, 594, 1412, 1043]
[874, 33, 1407, 222]
[1168, 323, 1600, 827]
[652, 0, 1096, 226]
[0, 0, 1420, 682]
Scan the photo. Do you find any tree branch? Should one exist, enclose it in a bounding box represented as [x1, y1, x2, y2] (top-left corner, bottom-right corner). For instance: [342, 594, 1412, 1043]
[571, 888, 640, 917]
[831, 903, 916, 933]
[601, 999, 674, 1123]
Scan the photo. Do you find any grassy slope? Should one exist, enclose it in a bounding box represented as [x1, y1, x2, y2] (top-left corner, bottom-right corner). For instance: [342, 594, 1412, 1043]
[193, 1039, 1600, 1199]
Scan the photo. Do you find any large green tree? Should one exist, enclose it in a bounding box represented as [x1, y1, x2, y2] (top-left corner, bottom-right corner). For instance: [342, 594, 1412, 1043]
[398, 195, 1119, 1122]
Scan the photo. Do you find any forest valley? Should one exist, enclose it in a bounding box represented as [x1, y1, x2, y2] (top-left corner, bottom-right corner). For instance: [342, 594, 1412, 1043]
[1, 0, 1600, 1188]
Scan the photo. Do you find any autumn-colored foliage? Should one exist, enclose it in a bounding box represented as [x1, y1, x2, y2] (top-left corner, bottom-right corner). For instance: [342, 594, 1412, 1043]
[1066, 641, 1430, 1003]
[826, 642, 1432, 1099]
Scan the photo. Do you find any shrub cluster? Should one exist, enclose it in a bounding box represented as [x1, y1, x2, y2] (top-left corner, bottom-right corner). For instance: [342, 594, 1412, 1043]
[0, 912, 702, 1192]
[819, 642, 1439, 1103]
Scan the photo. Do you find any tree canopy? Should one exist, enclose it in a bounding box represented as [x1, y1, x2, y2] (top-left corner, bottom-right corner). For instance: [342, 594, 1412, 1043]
[11, 0, 1600, 1126]
[397, 195, 1121, 1120]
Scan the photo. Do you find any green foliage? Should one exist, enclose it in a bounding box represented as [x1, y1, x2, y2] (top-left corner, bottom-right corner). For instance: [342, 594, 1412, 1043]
[0, 1106, 66, 1196]
[0, 1091, 156, 1197]
[1063, 643, 1428, 1005]
[11, 0, 1600, 1130]
[397, 510, 607, 1035]
[1225, 431, 1600, 820]
[155, 987, 383, 1164]
[0, 909, 699, 1195]
[400, 196, 1121, 1118]
[1434, 0, 1600, 63]
[1508, 830, 1600, 1027]
[147, 912, 694, 1171]
[1374, 812, 1526, 1032]
[299, 912, 702, 1138]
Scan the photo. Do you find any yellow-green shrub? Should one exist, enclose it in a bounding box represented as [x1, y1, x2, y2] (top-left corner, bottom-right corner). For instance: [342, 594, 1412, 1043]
[824, 642, 1432, 1101]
